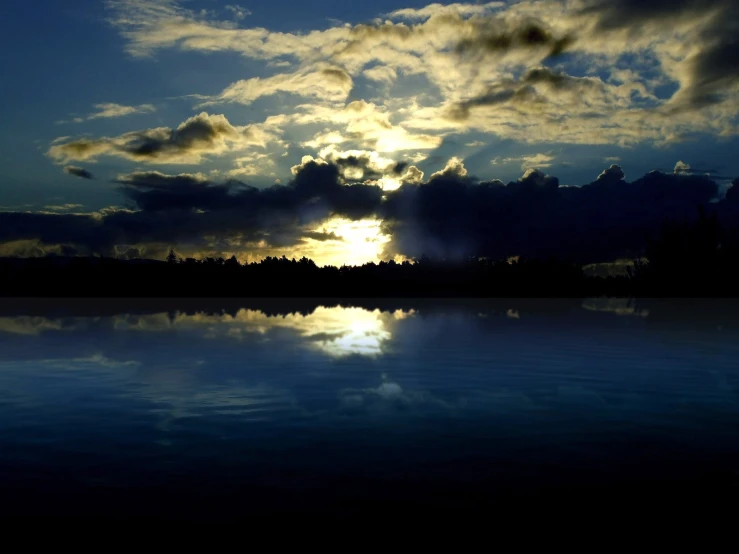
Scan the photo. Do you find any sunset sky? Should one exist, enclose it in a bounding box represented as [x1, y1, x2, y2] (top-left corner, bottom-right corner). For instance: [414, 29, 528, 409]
[1, 0, 737, 265]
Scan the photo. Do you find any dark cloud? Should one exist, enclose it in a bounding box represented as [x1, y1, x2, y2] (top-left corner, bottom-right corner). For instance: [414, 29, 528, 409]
[686, 35, 739, 108]
[725, 179, 739, 203]
[510, 168, 559, 192]
[320, 67, 353, 87]
[290, 160, 383, 219]
[391, 161, 409, 175]
[456, 19, 574, 59]
[2, 158, 737, 265]
[118, 112, 241, 161]
[63, 166, 94, 180]
[596, 164, 625, 183]
[0, 161, 384, 256]
[115, 171, 239, 212]
[448, 67, 604, 121]
[379, 164, 727, 263]
[578, 0, 728, 30]
[578, 0, 739, 110]
[331, 155, 385, 181]
[115, 163, 383, 219]
[48, 113, 261, 164]
[315, 149, 410, 182]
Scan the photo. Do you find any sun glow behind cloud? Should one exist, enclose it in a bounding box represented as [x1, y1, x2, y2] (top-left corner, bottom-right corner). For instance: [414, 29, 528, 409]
[309, 217, 391, 267]
[378, 177, 403, 191]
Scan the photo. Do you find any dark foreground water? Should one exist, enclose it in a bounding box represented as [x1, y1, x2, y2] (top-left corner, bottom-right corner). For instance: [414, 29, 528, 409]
[1, 298, 739, 552]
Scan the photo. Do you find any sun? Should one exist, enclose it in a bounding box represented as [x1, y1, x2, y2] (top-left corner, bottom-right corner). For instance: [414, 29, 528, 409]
[309, 217, 391, 267]
[378, 176, 402, 191]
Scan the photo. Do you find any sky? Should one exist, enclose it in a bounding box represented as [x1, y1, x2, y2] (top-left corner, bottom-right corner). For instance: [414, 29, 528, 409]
[0, 0, 738, 266]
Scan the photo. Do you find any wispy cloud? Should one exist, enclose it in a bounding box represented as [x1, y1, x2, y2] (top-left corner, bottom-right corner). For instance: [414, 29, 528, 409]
[492, 152, 555, 171]
[59, 102, 156, 124]
[41, 203, 85, 212]
[63, 166, 95, 180]
[87, 102, 155, 120]
[225, 4, 251, 21]
[388, 2, 505, 20]
[203, 66, 353, 107]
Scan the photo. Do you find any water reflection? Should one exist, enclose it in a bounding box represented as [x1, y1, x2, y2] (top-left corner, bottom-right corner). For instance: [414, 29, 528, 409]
[2, 298, 739, 551]
[0, 315, 73, 335]
[111, 306, 407, 357]
[582, 297, 650, 317]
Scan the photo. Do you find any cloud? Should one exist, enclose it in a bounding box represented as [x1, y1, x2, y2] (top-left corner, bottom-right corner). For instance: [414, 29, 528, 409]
[378, 163, 724, 263]
[363, 65, 397, 85]
[388, 2, 505, 20]
[400, 165, 425, 185]
[209, 66, 353, 106]
[492, 153, 555, 171]
[3, 154, 738, 265]
[113, 163, 384, 219]
[105, 0, 738, 148]
[430, 156, 468, 180]
[6, 3, 739, 263]
[73, 102, 156, 123]
[574, 0, 739, 111]
[63, 166, 94, 179]
[446, 67, 609, 123]
[225, 4, 250, 20]
[596, 164, 626, 182]
[108, 0, 348, 60]
[726, 179, 739, 203]
[296, 100, 443, 153]
[0, 157, 389, 260]
[515, 168, 559, 190]
[674, 160, 692, 174]
[41, 204, 85, 212]
[310, 146, 403, 182]
[227, 152, 276, 177]
[455, 18, 574, 60]
[48, 112, 268, 164]
[296, 147, 420, 192]
[669, 160, 731, 180]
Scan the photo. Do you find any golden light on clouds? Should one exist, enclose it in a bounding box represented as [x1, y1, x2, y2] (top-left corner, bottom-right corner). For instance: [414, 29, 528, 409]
[5, 0, 735, 268]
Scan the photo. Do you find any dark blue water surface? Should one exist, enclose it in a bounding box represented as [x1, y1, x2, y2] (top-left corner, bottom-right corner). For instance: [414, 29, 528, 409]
[1, 298, 739, 552]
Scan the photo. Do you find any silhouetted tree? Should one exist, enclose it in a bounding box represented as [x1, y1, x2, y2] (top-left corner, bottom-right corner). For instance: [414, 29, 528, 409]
[3, 212, 739, 298]
[226, 255, 240, 269]
[628, 206, 739, 295]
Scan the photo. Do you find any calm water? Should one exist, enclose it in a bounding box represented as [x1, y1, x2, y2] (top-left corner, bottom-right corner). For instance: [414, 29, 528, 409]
[1, 298, 739, 551]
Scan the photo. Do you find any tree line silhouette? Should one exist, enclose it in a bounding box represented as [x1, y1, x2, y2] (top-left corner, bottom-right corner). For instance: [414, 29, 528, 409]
[1, 208, 738, 298]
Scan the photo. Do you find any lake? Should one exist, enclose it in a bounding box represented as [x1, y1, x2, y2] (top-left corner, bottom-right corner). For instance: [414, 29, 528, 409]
[1, 298, 738, 552]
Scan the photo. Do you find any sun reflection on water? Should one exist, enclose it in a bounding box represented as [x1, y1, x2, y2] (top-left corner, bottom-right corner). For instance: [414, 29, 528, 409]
[112, 306, 412, 357]
[306, 307, 392, 357]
